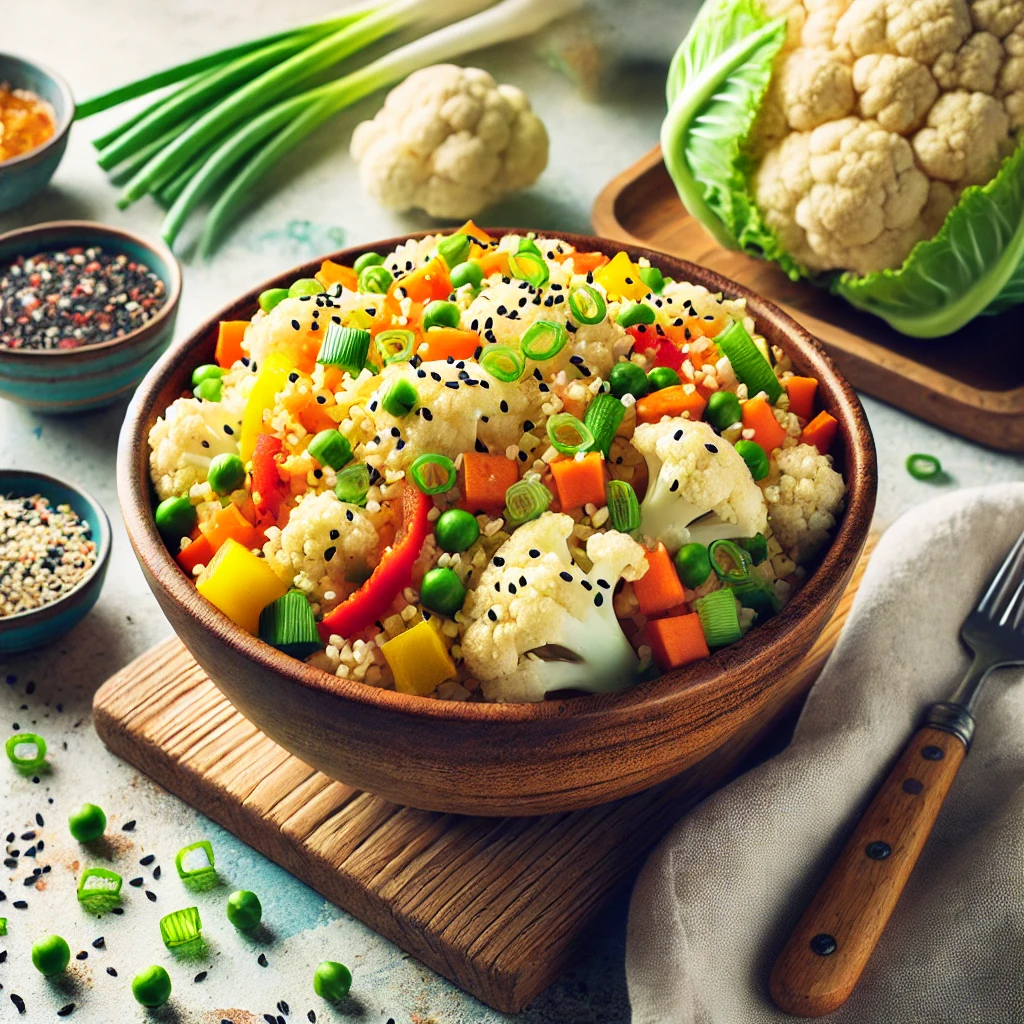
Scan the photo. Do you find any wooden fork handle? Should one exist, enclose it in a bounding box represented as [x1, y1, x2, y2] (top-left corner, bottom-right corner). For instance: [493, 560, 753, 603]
[769, 717, 970, 1017]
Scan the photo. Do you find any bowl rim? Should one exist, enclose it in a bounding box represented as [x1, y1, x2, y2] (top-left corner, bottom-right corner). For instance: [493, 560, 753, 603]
[0, 220, 182, 360]
[120, 229, 877, 726]
[0, 468, 112, 627]
[0, 52, 75, 170]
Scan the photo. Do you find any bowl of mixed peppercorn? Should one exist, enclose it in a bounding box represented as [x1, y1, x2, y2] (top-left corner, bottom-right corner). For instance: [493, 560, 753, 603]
[0, 221, 181, 413]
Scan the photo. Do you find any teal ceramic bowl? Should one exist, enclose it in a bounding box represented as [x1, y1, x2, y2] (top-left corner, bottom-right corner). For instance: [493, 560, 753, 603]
[0, 221, 182, 413]
[0, 470, 111, 654]
[0, 54, 74, 213]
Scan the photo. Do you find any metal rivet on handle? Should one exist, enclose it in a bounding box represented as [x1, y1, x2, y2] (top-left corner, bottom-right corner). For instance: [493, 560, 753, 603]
[921, 745, 944, 761]
[809, 933, 837, 956]
[902, 778, 924, 794]
[865, 841, 891, 860]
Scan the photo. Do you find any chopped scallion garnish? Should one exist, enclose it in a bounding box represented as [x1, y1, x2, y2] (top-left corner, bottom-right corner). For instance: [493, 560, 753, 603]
[508, 250, 549, 288]
[317, 324, 370, 375]
[708, 539, 753, 582]
[334, 463, 370, 506]
[546, 413, 594, 456]
[906, 453, 943, 481]
[358, 264, 393, 294]
[175, 840, 216, 888]
[606, 480, 641, 535]
[639, 265, 665, 294]
[159, 907, 203, 949]
[568, 284, 606, 324]
[728, 575, 780, 621]
[375, 328, 415, 365]
[583, 393, 625, 457]
[715, 320, 782, 403]
[504, 479, 553, 527]
[381, 378, 418, 417]
[616, 301, 655, 328]
[259, 591, 322, 659]
[307, 429, 353, 470]
[479, 345, 525, 382]
[409, 453, 456, 495]
[694, 589, 743, 648]
[77, 868, 123, 913]
[521, 320, 567, 361]
[6, 733, 46, 772]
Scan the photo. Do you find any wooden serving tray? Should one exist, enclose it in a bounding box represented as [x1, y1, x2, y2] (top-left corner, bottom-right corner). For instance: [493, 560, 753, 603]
[592, 146, 1024, 452]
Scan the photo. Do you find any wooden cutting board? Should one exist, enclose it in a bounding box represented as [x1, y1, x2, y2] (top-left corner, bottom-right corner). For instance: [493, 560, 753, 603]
[592, 146, 1024, 453]
[93, 541, 874, 1014]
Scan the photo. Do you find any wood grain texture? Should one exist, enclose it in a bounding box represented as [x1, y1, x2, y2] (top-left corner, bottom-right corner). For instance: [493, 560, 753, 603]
[769, 724, 967, 1018]
[592, 146, 1024, 453]
[93, 542, 874, 1014]
[117, 229, 876, 818]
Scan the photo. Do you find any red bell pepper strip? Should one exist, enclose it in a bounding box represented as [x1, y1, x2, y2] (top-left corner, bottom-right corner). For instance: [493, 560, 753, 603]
[251, 434, 288, 522]
[317, 482, 430, 642]
[628, 325, 684, 372]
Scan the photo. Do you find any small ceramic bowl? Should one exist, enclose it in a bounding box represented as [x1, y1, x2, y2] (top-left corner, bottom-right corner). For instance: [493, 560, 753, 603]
[0, 221, 182, 413]
[0, 470, 111, 655]
[0, 54, 74, 213]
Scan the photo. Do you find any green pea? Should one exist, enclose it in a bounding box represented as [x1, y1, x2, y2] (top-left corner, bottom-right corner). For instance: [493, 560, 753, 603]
[194, 376, 222, 402]
[155, 497, 197, 544]
[68, 802, 107, 843]
[450, 261, 483, 290]
[288, 278, 325, 298]
[132, 964, 172, 1007]
[608, 361, 649, 400]
[735, 439, 770, 481]
[738, 533, 768, 565]
[308, 429, 353, 471]
[434, 509, 479, 554]
[639, 266, 665, 294]
[226, 889, 262, 931]
[207, 453, 246, 496]
[706, 390, 742, 431]
[647, 366, 681, 391]
[422, 300, 461, 331]
[358, 265, 393, 294]
[191, 364, 224, 388]
[616, 301, 656, 328]
[313, 960, 352, 1002]
[674, 543, 712, 589]
[353, 252, 385, 274]
[420, 567, 467, 617]
[258, 288, 290, 313]
[32, 934, 70, 976]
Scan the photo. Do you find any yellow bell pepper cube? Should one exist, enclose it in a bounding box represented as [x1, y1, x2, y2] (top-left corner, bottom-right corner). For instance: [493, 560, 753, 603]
[380, 621, 456, 696]
[593, 251, 647, 302]
[196, 539, 288, 634]
[240, 351, 295, 462]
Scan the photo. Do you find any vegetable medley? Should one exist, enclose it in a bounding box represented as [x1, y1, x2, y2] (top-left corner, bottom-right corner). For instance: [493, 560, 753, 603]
[148, 225, 847, 702]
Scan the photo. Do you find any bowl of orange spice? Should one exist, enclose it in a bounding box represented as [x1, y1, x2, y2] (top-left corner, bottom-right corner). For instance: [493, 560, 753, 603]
[0, 54, 74, 213]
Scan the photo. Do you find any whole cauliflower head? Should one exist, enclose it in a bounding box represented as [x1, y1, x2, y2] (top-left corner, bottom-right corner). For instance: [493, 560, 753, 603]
[632, 418, 769, 554]
[350, 65, 549, 219]
[762, 443, 847, 563]
[461, 512, 648, 702]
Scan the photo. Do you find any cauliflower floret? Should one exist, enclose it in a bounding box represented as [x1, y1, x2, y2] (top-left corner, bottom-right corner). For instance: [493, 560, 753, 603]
[835, 0, 972, 65]
[461, 512, 648, 702]
[775, 48, 856, 130]
[632, 418, 768, 554]
[999, 24, 1024, 129]
[761, 443, 846, 564]
[263, 491, 378, 598]
[350, 65, 549, 219]
[932, 30, 1004, 93]
[852, 54, 939, 133]
[912, 89, 1011, 185]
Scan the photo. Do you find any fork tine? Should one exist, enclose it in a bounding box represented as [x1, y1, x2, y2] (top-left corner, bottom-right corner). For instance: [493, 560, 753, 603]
[978, 528, 1024, 619]
[1005, 578, 1024, 631]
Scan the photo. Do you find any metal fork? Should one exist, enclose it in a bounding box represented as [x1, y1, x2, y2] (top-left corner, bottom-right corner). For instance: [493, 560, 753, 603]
[770, 528, 1024, 1018]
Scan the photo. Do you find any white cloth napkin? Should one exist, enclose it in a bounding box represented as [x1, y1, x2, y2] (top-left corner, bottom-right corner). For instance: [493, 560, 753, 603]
[627, 483, 1024, 1024]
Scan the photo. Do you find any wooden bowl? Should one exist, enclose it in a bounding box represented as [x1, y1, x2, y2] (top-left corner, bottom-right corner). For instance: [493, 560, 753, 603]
[118, 231, 876, 817]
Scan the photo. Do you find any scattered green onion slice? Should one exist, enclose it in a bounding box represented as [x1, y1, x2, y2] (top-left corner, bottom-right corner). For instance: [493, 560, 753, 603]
[410, 453, 456, 495]
[517, 237, 543, 258]
[318, 324, 370, 376]
[606, 480, 641, 535]
[0, 918, 7, 936]
[568, 284, 606, 324]
[437, 233, 471, 269]
[906, 453, 943, 481]
[422, 300, 460, 331]
[546, 413, 594, 456]
[353, 252, 384, 274]
[381, 378, 418, 417]
[728, 575, 780, 621]
[734, 439, 770, 481]
[584, 393, 626, 457]
[521, 320, 567, 361]
[258, 287, 290, 313]
[175, 840, 216, 886]
[288, 277, 324, 298]
[504, 479, 553, 527]
[674, 543, 712, 588]
[259, 590, 322, 659]
[508, 250, 549, 288]
[375, 329, 416, 365]
[708, 539, 753, 583]
[616, 301, 656, 328]
[308, 429, 353, 471]
[6, 733, 46, 772]
[639, 266, 665, 294]
[191, 363, 224, 387]
[77, 867, 123, 912]
[159, 906, 203, 948]
[480, 345, 525, 382]
[715, 320, 782, 403]
[334, 463, 370, 506]
[314, 960, 353, 1002]
[738, 533, 768, 565]
[358, 264, 393, 294]
[695, 589, 743, 648]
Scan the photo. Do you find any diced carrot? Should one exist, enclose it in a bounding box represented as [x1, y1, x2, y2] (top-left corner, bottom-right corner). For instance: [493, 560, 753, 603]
[635, 385, 708, 425]
[632, 543, 686, 617]
[801, 410, 838, 455]
[468, 243, 486, 261]
[455, 220, 493, 244]
[565, 250, 610, 274]
[461, 452, 520, 510]
[393, 258, 452, 304]
[742, 394, 787, 453]
[417, 328, 482, 363]
[659, 317, 705, 348]
[697, 312, 730, 338]
[646, 613, 710, 671]
[296, 392, 339, 435]
[549, 452, 606, 511]
[176, 533, 215, 576]
[472, 250, 510, 279]
[785, 376, 818, 420]
[201, 502, 258, 553]
[215, 320, 249, 369]
[315, 259, 358, 292]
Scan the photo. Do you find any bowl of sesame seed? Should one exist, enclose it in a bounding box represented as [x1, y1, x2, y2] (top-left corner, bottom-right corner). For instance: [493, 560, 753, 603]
[0, 469, 111, 653]
[0, 220, 181, 414]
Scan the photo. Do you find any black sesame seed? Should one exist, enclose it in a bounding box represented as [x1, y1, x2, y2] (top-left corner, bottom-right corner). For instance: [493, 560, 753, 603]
[122, 820, 136, 831]
[597, 579, 610, 589]
[493, 556, 504, 566]
[445, 381, 459, 390]
[528, 549, 540, 558]
[129, 877, 144, 887]
[145, 891, 157, 902]
[508, 583, 517, 594]
[559, 571, 573, 582]
[111, 907, 124, 915]
[673, 430, 683, 441]
[139, 854, 155, 866]
[594, 593, 604, 606]
[92, 937, 104, 949]
[194, 971, 208, 983]
[278, 1001, 290, 1015]
[288, 373, 299, 383]
[22, 876, 35, 886]
[20, 832, 33, 841]
[13, 900, 27, 909]
[57, 1003, 75, 1017]
[705, 443, 719, 453]
[76, 951, 88, 960]
[258, 953, 269, 967]
[11, 993, 25, 1013]
[265, 1015, 277, 1024]
[308, 1014, 317, 1023]
[152, 865, 161, 879]
[487, 609, 497, 622]
[500, 400, 509, 413]
[107, 968, 117, 977]
[580, 580, 593, 591]
[5, 833, 12, 843]
[291, 320, 300, 330]
[670, 480, 680, 492]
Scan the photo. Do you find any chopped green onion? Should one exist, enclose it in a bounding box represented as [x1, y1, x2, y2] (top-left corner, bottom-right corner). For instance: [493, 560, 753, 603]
[0, 918, 7, 936]
[308, 429, 353, 470]
[568, 284, 606, 324]
[77, 868, 123, 912]
[410, 453, 456, 495]
[437, 233, 471, 268]
[517, 237, 543, 258]
[6, 733, 46, 772]
[159, 907, 203, 948]
[546, 413, 594, 456]
[674, 543, 712, 588]
[194, 376, 223, 402]
[375, 329, 415, 365]
[191, 364, 224, 387]
[259, 591, 322, 659]
[728, 575, 780, 621]
[708, 539, 753, 583]
[175, 840, 217, 888]
[422, 300, 460, 331]
[738, 533, 768, 565]
[705, 390, 742, 431]
[381, 378, 418, 417]
[504, 479, 553, 526]
[318, 324, 370, 376]
[734, 439, 770, 481]
[584, 393, 625, 457]
[715, 320, 781, 403]
[694, 589, 743, 648]
[606, 480, 640, 534]
[480, 345, 525, 382]
[508, 250, 549, 288]
[639, 266, 665, 294]
[521, 320, 567, 361]
[647, 366, 681, 391]
[358, 264, 393, 294]
[451, 261, 484, 290]
[906, 453, 943, 481]
[353, 251, 384, 274]
[334, 463, 370, 506]
[616, 301, 655, 327]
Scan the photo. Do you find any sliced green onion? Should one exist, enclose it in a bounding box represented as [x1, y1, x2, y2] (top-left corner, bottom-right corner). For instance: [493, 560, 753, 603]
[568, 284, 606, 324]
[738, 533, 768, 565]
[906, 453, 942, 481]
[584, 393, 625, 458]
[734, 439, 770, 481]
[353, 251, 384, 274]
[639, 266, 665, 294]
[504, 479, 553, 526]
[381, 378, 418, 417]
[508, 250, 549, 288]
[308, 429, 353, 471]
[606, 480, 640, 534]
[358, 264, 393, 294]
[728, 575, 780, 621]
[318, 324, 370, 375]
[375, 329, 415, 365]
[521, 320, 567, 361]
[6, 733, 46, 772]
[708, 539, 753, 583]
[517, 237, 543, 258]
[480, 345, 525, 382]
[695, 588, 743, 648]
[334, 463, 370, 506]
[0, 918, 7, 936]
[289, 277, 324, 297]
[410, 453, 456, 495]
[437, 233, 471, 269]
[259, 590, 322, 659]
[175, 840, 217, 888]
[715, 320, 782, 403]
[159, 907, 203, 949]
[616, 301, 655, 328]
[546, 413, 594, 456]
[77, 868, 122, 912]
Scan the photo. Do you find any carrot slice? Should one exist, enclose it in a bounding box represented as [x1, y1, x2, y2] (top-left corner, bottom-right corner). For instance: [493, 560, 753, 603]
[742, 394, 787, 453]
[461, 452, 519, 510]
[455, 220, 494, 244]
[632, 543, 686, 617]
[801, 410, 838, 455]
[215, 320, 248, 369]
[394, 258, 452, 304]
[635, 385, 708, 425]
[417, 328, 482, 363]
[176, 533, 215, 576]
[201, 502, 258, 553]
[785, 376, 818, 420]
[561, 250, 609, 274]
[549, 452, 606, 511]
[472, 250, 510, 279]
[646, 613, 710, 671]
[315, 259, 358, 292]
